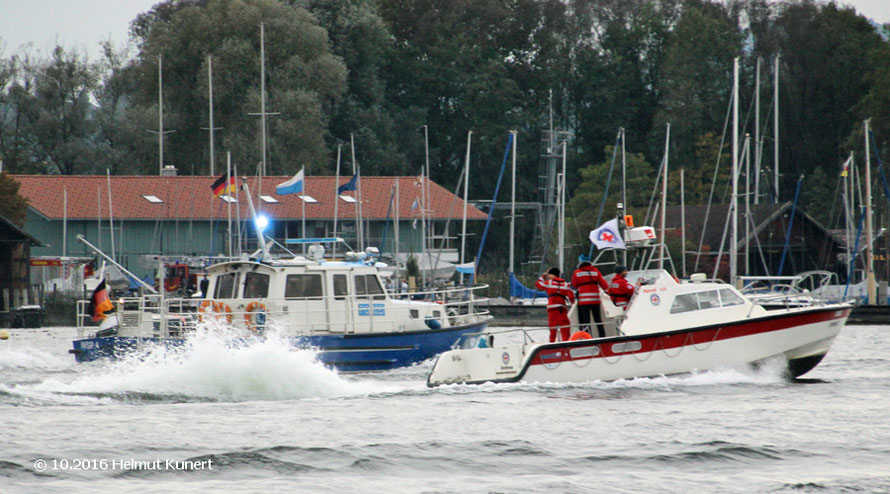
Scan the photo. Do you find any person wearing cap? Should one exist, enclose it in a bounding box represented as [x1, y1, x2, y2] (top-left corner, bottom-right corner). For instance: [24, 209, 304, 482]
[535, 267, 576, 342]
[572, 261, 609, 337]
[608, 266, 635, 309]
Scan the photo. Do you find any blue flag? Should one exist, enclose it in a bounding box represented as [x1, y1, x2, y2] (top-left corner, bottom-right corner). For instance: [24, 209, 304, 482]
[276, 168, 304, 195]
[338, 173, 358, 194]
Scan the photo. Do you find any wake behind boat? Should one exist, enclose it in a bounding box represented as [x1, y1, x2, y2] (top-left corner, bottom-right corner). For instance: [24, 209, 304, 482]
[427, 270, 851, 386]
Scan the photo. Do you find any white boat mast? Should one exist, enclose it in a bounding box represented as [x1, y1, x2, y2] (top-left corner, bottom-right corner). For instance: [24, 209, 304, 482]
[394, 178, 400, 282]
[509, 129, 517, 275]
[754, 57, 761, 204]
[227, 152, 232, 258]
[774, 54, 780, 202]
[744, 134, 751, 275]
[864, 119, 876, 304]
[731, 57, 740, 286]
[332, 145, 341, 258]
[158, 56, 164, 176]
[460, 130, 472, 284]
[207, 56, 217, 176]
[558, 140, 566, 274]
[621, 127, 628, 266]
[422, 125, 430, 289]
[659, 124, 670, 270]
[107, 169, 115, 262]
[680, 168, 685, 277]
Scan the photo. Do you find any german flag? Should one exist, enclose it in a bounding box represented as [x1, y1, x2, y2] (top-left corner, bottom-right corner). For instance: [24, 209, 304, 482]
[87, 279, 114, 322]
[211, 172, 236, 197]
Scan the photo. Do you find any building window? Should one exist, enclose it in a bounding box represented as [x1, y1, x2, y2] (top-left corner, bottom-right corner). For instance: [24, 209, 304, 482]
[259, 195, 279, 204]
[339, 194, 356, 203]
[142, 195, 163, 203]
[219, 195, 238, 203]
[298, 195, 318, 203]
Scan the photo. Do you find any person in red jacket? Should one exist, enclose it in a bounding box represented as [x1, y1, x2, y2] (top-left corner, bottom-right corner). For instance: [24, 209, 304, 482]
[572, 261, 609, 337]
[608, 266, 635, 309]
[536, 267, 575, 342]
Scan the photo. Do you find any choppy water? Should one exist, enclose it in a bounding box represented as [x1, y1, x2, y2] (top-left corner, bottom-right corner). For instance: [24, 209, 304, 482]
[1, 323, 888, 493]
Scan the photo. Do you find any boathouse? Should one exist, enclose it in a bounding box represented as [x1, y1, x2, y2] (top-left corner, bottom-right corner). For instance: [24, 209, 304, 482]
[11, 174, 486, 280]
[0, 213, 43, 326]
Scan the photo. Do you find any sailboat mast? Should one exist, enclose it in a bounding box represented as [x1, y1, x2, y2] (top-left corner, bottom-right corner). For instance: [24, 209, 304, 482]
[208, 56, 216, 176]
[333, 145, 341, 258]
[680, 168, 685, 278]
[659, 124, 670, 270]
[745, 134, 751, 275]
[754, 57, 761, 204]
[865, 119, 876, 304]
[509, 130, 517, 275]
[158, 56, 164, 176]
[774, 54, 780, 203]
[731, 57, 740, 286]
[558, 141, 566, 274]
[460, 131, 472, 284]
[621, 128, 628, 266]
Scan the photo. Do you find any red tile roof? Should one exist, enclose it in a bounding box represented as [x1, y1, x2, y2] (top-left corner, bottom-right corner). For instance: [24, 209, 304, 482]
[12, 175, 487, 221]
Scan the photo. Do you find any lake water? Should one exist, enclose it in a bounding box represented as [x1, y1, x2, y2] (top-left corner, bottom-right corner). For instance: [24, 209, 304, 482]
[1, 324, 889, 493]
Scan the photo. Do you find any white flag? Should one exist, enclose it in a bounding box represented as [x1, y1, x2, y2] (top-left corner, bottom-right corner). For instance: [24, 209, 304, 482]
[589, 218, 626, 250]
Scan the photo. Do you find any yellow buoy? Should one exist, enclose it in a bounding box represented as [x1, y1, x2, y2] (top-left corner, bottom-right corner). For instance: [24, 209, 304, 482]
[0, 329, 9, 340]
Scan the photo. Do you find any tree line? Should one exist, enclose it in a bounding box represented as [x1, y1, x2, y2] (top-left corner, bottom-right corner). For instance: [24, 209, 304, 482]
[2, 0, 890, 273]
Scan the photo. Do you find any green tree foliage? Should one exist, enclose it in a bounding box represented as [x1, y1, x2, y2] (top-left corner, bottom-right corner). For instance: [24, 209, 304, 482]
[126, 0, 347, 176]
[0, 172, 29, 226]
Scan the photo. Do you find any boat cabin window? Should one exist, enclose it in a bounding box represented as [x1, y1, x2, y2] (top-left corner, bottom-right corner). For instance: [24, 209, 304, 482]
[285, 274, 323, 299]
[243, 272, 270, 299]
[670, 288, 747, 314]
[354, 274, 386, 300]
[333, 274, 348, 300]
[214, 272, 240, 299]
[719, 288, 745, 307]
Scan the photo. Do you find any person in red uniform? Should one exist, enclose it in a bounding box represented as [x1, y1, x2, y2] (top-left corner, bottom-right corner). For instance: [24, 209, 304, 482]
[572, 261, 609, 337]
[536, 267, 575, 342]
[608, 266, 635, 309]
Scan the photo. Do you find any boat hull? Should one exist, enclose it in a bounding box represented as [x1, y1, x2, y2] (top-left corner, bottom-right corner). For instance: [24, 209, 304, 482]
[427, 306, 851, 386]
[70, 321, 490, 373]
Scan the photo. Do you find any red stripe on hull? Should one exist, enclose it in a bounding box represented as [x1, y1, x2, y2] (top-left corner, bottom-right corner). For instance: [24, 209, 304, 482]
[528, 307, 850, 367]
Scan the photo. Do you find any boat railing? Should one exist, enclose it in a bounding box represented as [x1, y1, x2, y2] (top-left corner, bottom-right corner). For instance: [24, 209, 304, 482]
[457, 320, 624, 349]
[76, 284, 492, 338]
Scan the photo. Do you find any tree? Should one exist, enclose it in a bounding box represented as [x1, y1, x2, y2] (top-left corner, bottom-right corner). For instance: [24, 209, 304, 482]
[21, 46, 99, 175]
[126, 0, 347, 176]
[0, 172, 29, 226]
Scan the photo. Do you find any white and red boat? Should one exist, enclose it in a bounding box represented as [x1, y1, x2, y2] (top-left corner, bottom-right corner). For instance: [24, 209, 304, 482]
[427, 270, 851, 386]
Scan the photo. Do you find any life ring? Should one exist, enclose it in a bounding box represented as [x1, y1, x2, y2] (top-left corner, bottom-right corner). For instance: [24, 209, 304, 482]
[198, 300, 232, 324]
[197, 300, 214, 322]
[213, 301, 233, 324]
[244, 301, 267, 333]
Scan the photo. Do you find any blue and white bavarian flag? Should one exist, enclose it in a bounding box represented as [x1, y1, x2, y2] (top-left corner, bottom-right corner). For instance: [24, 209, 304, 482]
[276, 168, 304, 195]
[590, 218, 626, 250]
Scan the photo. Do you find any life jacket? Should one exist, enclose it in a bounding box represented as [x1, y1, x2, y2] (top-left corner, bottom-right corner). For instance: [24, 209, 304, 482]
[609, 274, 635, 308]
[536, 276, 575, 312]
[572, 266, 609, 305]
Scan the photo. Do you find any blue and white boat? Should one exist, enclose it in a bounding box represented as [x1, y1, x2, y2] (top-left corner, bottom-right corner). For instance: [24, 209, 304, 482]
[71, 247, 492, 372]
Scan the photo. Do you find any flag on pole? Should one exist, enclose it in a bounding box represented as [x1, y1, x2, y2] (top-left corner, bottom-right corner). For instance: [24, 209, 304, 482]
[840, 160, 850, 177]
[87, 279, 114, 322]
[411, 198, 420, 210]
[589, 218, 626, 250]
[211, 172, 235, 197]
[276, 168, 304, 195]
[338, 173, 358, 193]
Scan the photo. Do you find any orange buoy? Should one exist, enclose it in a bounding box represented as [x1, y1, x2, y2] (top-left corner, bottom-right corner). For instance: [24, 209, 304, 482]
[569, 331, 592, 341]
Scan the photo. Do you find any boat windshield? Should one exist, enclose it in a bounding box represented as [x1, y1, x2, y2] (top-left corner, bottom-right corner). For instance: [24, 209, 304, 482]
[243, 272, 270, 299]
